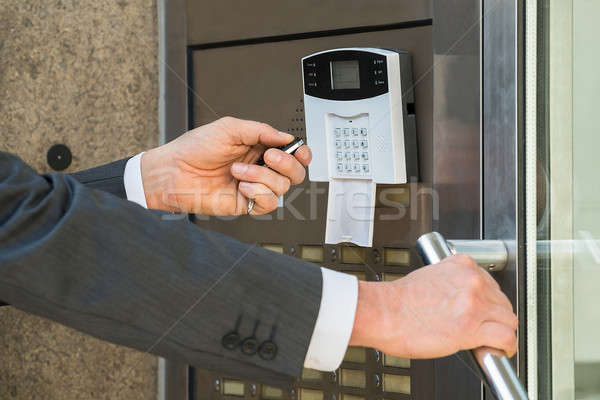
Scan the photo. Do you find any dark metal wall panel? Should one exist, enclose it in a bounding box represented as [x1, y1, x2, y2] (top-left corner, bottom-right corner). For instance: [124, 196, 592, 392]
[432, 0, 482, 398]
[188, 25, 434, 247]
[186, 1, 432, 45]
[186, 24, 434, 400]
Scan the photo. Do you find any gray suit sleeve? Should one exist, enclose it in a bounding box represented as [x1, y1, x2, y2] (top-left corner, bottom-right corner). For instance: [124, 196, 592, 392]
[0, 152, 323, 387]
[70, 157, 130, 199]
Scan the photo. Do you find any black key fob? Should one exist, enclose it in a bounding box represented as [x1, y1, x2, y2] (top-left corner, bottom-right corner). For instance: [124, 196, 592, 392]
[256, 137, 305, 166]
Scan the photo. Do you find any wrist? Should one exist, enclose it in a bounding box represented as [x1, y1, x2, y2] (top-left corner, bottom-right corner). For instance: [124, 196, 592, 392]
[140, 147, 173, 211]
[349, 281, 386, 348]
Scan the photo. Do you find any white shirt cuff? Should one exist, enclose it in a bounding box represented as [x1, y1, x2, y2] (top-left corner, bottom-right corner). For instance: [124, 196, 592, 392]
[303, 267, 358, 371]
[123, 152, 148, 209]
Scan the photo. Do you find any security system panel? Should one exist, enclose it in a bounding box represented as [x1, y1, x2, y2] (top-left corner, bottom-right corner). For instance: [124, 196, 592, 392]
[302, 48, 418, 184]
[302, 48, 418, 246]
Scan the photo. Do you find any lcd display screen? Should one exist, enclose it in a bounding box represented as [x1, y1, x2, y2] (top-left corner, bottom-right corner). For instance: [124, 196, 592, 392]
[330, 60, 360, 89]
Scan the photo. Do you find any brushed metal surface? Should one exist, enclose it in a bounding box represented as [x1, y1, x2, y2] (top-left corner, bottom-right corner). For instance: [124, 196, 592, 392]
[432, 0, 482, 397]
[448, 240, 508, 271]
[481, 2, 524, 400]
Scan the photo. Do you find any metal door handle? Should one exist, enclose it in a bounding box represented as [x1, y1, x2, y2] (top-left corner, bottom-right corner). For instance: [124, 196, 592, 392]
[416, 232, 528, 400]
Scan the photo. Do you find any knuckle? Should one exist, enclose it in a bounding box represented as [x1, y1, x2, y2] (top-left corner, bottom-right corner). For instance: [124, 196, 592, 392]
[456, 254, 478, 269]
[294, 168, 306, 184]
[220, 116, 236, 125]
[258, 121, 274, 133]
[280, 177, 291, 194]
[511, 314, 519, 330]
[468, 273, 485, 290]
[502, 330, 516, 349]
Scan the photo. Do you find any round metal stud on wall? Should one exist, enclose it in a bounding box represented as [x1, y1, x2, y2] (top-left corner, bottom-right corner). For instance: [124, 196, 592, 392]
[46, 144, 72, 171]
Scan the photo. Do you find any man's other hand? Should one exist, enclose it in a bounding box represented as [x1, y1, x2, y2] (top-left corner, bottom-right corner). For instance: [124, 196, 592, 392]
[140, 117, 312, 215]
[349, 254, 518, 359]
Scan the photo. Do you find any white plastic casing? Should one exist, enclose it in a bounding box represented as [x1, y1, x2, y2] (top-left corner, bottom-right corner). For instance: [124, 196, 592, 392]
[302, 48, 408, 184]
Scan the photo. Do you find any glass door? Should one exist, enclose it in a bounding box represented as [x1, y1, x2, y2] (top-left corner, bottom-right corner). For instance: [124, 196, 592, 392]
[531, 0, 600, 398]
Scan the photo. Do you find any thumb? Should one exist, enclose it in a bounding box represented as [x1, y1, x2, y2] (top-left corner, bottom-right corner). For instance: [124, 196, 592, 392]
[218, 117, 294, 148]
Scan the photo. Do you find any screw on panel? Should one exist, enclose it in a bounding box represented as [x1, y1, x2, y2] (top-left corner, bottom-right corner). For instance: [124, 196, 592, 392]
[375, 274, 382, 282]
[290, 247, 296, 256]
[372, 248, 381, 264]
[328, 371, 337, 383]
[373, 374, 382, 388]
[214, 378, 221, 392]
[249, 384, 257, 396]
[330, 248, 337, 262]
[373, 350, 381, 363]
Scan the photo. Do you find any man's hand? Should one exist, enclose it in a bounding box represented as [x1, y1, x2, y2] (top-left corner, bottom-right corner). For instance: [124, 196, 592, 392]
[140, 117, 312, 215]
[349, 254, 518, 359]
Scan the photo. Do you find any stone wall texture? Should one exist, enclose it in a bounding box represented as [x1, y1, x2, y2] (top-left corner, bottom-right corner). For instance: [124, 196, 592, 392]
[0, 0, 159, 398]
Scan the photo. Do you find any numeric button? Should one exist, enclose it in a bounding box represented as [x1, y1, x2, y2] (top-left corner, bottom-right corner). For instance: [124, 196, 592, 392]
[335, 128, 341, 137]
[360, 128, 368, 136]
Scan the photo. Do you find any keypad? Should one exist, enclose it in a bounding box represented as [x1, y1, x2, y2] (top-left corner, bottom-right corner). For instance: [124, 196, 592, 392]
[331, 125, 371, 176]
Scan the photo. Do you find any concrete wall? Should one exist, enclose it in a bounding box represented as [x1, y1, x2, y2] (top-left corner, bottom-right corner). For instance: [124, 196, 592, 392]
[0, 0, 159, 398]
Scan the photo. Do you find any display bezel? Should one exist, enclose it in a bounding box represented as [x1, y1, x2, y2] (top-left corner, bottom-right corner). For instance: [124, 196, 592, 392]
[303, 50, 389, 101]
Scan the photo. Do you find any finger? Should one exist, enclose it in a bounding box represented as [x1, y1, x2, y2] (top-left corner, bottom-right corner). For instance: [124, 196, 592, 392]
[238, 182, 278, 214]
[484, 285, 514, 311]
[231, 163, 291, 196]
[473, 321, 518, 357]
[293, 145, 312, 167]
[478, 268, 501, 291]
[264, 148, 306, 185]
[217, 116, 294, 148]
[483, 303, 519, 330]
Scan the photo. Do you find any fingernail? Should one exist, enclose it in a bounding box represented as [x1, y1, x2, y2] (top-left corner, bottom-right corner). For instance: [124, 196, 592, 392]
[268, 150, 282, 163]
[232, 163, 248, 175]
[279, 131, 294, 140]
[239, 181, 251, 190]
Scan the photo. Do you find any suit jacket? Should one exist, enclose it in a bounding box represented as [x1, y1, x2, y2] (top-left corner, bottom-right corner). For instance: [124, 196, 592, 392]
[0, 152, 323, 387]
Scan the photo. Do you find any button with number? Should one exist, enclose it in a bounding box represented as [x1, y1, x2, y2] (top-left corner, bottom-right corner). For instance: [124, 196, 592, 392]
[353, 152, 360, 161]
[336, 152, 343, 161]
[345, 163, 352, 171]
[335, 140, 342, 149]
[360, 128, 368, 136]
[352, 128, 359, 136]
[344, 152, 351, 160]
[360, 140, 368, 148]
[344, 140, 351, 148]
[337, 163, 343, 172]
[362, 164, 370, 173]
[362, 152, 369, 161]
[343, 128, 350, 136]
[353, 164, 361, 172]
[335, 128, 341, 137]
[352, 140, 359, 148]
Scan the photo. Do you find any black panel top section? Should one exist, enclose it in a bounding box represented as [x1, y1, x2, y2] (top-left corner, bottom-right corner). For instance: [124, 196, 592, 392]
[303, 50, 390, 101]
